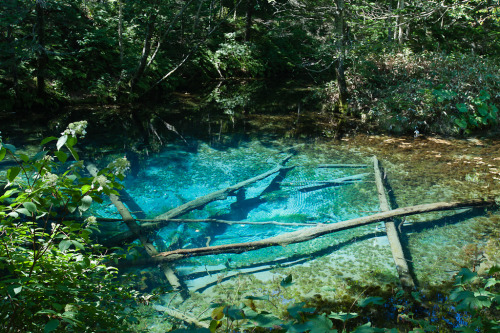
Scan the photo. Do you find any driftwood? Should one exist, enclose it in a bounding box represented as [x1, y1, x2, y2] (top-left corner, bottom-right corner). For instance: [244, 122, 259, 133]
[317, 164, 369, 168]
[155, 154, 294, 220]
[105, 154, 295, 246]
[372, 156, 415, 289]
[85, 163, 183, 294]
[153, 305, 209, 329]
[126, 199, 495, 265]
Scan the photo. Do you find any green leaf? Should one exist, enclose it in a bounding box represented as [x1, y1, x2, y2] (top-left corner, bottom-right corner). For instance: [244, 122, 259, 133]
[23, 202, 37, 213]
[291, 314, 335, 333]
[54, 151, 68, 163]
[358, 296, 385, 307]
[32, 150, 48, 161]
[456, 268, 478, 284]
[281, 274, 293, 288]
[71, 240, 85, 250]
[245, 295, 270, 301]
[353, 322, 387, 333]
[3, 143, 16, 153]
[40, 136, 58, 146]
[66, 145, 79, 161]
[7, 166, 20, 182]
[456, 103, 468, 113]
[57, 135, 68, 151]
[455, 118, 468, 129]
[18, 154, 29, 163]
[16, 208, 31, 216]
[477, 104, 489, 117]
[329, 311, 358, 322]
[59, 240, 72, 251]
[0, 148, 6, 162]
[81, 184, 92, 194]
[44, 319, 59, 333]
[79, 195, 92, 212]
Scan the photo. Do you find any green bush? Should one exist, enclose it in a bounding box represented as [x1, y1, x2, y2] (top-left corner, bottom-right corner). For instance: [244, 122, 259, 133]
[0, 122, 144, 332]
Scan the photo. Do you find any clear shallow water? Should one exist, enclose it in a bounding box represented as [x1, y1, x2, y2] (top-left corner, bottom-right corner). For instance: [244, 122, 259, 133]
[89, 135, 499, 326]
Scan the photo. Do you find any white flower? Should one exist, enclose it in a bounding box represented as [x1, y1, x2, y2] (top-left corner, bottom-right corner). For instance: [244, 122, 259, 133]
[92, 175, 110, 192]
[107, 157, 130, 176]
[43, 172, 58, 187]
[62, 121, 88, 138]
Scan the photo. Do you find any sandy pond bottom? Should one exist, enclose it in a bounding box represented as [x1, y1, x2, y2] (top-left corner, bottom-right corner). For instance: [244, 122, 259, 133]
[93, 134, 499, 330]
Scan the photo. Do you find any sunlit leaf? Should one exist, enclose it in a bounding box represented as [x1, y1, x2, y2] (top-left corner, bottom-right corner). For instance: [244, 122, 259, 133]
[23, 202, 37, 213]
[79, 195, 92, 212]
[57, 135, 68, 151]
[59, 240, 72, 251]
[7, 166, 20, 182]
[40, 136, 58, 146]
[0, 148, 7, 162]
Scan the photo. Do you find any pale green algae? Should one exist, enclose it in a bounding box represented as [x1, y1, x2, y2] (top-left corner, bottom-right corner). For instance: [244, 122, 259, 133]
[91, 134, 499, 329]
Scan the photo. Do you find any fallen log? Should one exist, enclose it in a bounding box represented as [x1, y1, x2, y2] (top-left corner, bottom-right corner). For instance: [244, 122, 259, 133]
[127, 199, 495, 265]
[153, 305, 209, 329]
[85, 163, 183, 295]
[154, 154, 294, 220]
[298, 173, 369, 193]
[372, 156, 415, 289]
[98, 218, 317, 247]
[317, 164, 369, 168]
[104, 154, 295, 246]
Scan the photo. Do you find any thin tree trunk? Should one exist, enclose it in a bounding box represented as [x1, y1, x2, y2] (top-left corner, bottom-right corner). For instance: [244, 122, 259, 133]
[85, 163, 184, 296]
[373, 156, 415, 289]
[335, 0, 348, 113]
[35, 0, 47, 99]
[244, 0, 253, 42]
[118, 0, 124, 63]
[395, 0, 405, 44]
[127, 199, 496, 265]
[129, 13, 157, 93]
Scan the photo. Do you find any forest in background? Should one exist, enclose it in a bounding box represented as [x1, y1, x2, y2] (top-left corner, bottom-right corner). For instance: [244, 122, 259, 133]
[1, 0, 499, 136]
[1, 1, 500, 332]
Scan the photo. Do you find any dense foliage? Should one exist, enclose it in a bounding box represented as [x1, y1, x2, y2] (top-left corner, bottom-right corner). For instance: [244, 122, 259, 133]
[0, 123, 149, 332]
[1, 0, 499, 135]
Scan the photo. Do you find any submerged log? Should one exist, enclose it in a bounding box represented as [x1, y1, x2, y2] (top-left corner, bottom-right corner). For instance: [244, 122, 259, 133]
[317, 164, 369, 168]
[105, 154, 295, 246]
[127, 199, 495, 265]
[372, 156, 415, 289]
[154, 154, 294, 220]
[153, 305, 209, 329]
[85, 163, 183, 294]
[100, 218, 316, 247]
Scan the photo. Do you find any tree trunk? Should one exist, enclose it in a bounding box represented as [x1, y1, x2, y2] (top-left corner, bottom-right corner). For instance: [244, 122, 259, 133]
[126, 199, 496, 265]
[373, 156, 415, 289]
[129, 13, 157, 93]
[244, 0, 253, 42]
[35, 0, 48, 99]
[335, 0, 348, 113]
[85, 163, 184, 296]
[395, 0, 405, 44]
[118, 0, 124, 63]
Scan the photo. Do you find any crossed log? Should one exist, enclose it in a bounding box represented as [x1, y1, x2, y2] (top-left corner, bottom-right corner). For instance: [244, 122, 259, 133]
[124, 199, 495, 266]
